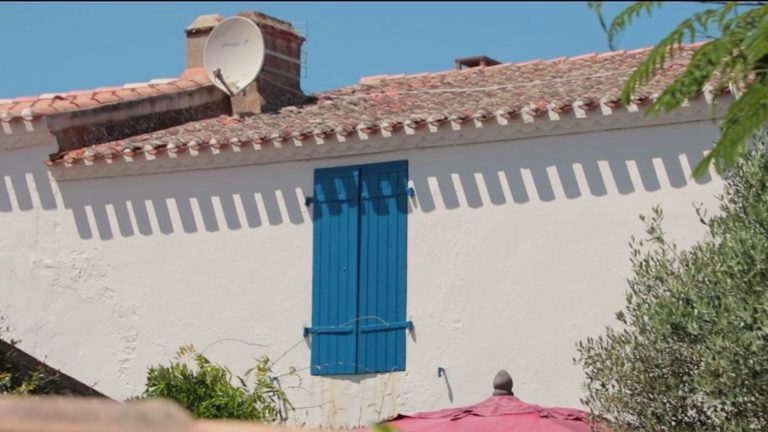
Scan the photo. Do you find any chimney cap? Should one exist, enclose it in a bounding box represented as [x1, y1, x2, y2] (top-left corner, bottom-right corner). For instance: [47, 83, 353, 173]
[185, 14, 224, 35]
[455, 55, 501, 70]
[236, 11, 304, 41]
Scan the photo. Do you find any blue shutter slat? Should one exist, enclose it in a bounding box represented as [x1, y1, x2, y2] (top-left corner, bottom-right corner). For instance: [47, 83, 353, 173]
[358, 161, 408, 373]
[395, 172, 408, 369]
[343, 184, 359, 371]
[361, 169, 379, 373]
[386, 169, 399, 371]
[359, 172, 374, 373]
[311, 167, 360, 376]
[379, 170, 391, 372]
[328, 195, 339, 371]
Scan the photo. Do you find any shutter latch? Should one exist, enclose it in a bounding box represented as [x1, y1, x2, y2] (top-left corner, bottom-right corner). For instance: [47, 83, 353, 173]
[303, 325, 354, 337]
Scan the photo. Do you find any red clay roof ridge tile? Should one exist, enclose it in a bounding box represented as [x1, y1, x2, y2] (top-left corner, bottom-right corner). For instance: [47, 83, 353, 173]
[354, 43, 701, 85]
[0, 72, 212, 122]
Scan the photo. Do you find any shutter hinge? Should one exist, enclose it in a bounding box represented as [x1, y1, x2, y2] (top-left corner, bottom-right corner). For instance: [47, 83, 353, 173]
[304, 196, 313, 206]
[359, 320, 414, 333]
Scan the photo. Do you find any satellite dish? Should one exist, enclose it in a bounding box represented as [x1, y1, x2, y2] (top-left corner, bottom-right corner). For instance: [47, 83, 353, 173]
[204, 16, 266, 96]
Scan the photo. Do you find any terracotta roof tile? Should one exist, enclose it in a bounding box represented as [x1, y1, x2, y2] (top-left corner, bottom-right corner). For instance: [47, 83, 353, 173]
[180, 67, 208, 80]
[0, 71, 211, 122]
[31, 106, 60, 115]
[92, 92, 122, 104]
[31, 99, 55, 108]
[114, 89, 140, 99]
[10, 101, 36, 111]
[47, 43, 723, 167]
[130, 87, 161, 97]
[172, 80, 202, 90]
[71, 98, 101, 109]
[150, 83, 182, 93]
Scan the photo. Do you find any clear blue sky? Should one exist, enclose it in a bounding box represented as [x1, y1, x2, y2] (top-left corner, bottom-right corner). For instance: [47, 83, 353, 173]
[0, 2, 711, 99]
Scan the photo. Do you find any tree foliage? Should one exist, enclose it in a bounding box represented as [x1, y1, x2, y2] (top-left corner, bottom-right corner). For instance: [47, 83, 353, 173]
[589, 1, 768, 177]
[576, 133, 768, 430]
[140, 345, 293, 422]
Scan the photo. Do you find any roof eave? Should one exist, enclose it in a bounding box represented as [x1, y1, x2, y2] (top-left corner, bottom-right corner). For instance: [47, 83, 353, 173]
[48, 95, 729, 182]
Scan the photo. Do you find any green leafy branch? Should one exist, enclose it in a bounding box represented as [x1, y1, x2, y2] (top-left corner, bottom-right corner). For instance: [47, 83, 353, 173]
[140, 344, 294, 422]
[589, 1, 768, 177]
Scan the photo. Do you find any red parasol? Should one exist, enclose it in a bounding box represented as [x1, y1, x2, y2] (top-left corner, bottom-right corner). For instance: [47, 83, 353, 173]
[356, 370, 606, 432]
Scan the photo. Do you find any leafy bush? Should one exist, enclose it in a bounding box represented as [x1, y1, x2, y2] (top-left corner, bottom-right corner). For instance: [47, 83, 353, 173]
[141, 345, 292, 422]
[0, 316, 67, 396]
[0, 366, 59, 395]
[576, 134, 768, 431]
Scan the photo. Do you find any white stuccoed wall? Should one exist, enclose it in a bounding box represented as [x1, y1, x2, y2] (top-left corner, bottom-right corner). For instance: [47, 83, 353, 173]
[0, 120, 722, 428]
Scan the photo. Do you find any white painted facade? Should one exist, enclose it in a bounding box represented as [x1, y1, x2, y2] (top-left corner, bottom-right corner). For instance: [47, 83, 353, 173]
[0, 105, 724, 428]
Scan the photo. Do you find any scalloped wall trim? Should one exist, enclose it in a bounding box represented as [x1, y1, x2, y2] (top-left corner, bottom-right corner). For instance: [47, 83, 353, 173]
[50, 97, 727, 182]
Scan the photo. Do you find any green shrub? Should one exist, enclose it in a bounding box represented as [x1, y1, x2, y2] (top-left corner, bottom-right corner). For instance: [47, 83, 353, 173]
[141, 345, 292, 422]
[0, 316, 67, 396]
[576, 134, 768, 431]
[0, 367, 58, 395]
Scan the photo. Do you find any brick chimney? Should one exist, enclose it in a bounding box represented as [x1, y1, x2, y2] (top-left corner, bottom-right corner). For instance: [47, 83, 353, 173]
[185, 14, 224, 69]
[184, 11, 305, 114]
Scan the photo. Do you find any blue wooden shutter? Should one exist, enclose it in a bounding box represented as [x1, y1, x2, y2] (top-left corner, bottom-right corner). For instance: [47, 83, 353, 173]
[309, 166, 360, 375]
[357, 160, 409, 373]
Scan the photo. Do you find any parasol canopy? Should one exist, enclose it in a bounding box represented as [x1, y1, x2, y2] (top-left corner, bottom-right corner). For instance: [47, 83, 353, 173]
[357, 370, 606, 432]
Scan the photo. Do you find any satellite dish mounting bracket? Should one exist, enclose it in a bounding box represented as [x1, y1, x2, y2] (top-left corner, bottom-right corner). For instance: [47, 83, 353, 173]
[212, 68, 237, 97]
